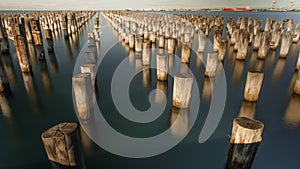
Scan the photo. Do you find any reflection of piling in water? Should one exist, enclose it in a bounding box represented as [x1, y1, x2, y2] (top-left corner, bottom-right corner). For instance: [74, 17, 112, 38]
[180, 63, 189, 74]
[0, 93, 12, 118]
[1, 53, 16, 88]
[284, 94, 300, 127]
[79, 125, 94, 156]
[202, 77, 214, 101]
[156, 53, 168, 81]
[226, 117, 264, 169]
[205, 52, 218, 77]
[40, 61, 53, 95]
[48, 52, 59, 73]
[280, 31, 292, 58]
[35, 45, 45, 60]
[142, 42, 150, 65]
[232, 60, 245, 84]
[142, 66, 151, 88]
[72, 73, 93, 121]
[272, 58, 285, 80]
[293, 70, 300, 95]
[181, 43, 191, 63]
[22, 72, 40, 113]
[15, 35, 31, 72]
[172, 73, 193, 109]
[170, 107, 189, 138]
[81, 64, 96, 86]
[244, 72, 264, 102]
[239, 101, 256, 119]
[155, 80, 167, 104]
[41, 122, 86, 169]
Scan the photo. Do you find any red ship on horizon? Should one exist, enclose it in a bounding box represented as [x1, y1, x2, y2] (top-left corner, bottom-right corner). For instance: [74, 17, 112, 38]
[222, 7, 253, 11]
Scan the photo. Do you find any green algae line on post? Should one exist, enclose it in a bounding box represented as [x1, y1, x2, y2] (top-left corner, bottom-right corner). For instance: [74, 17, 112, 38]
[41, 122, 86, 169]
[172, 73, 193, 109]
[227, 117, 264, 169]
[244, 71, 264, 102]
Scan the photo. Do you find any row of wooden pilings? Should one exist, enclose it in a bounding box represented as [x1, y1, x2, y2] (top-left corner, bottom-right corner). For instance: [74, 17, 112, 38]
[0, 11, 95, 94]
[40, 14, 100, 169]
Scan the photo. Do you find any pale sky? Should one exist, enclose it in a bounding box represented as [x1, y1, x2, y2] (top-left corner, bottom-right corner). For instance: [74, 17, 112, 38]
[0, 0, 299, 10]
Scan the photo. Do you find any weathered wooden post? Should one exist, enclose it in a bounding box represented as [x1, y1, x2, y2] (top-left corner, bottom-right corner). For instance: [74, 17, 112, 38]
[15, 35, 31, 72]
[129, 34, 135, 49]
[226, 117, 264, 169]
[218, 40, 227, 61]
[253, 31, 261, 50]
[41, 122, 86, 169]
[172, 73, 193, 108]
[269, 30, 281, 50]
[167, 38, 176, 54]
[158, 35, 165, 48]
[44, 29, 54, 53]
[280, 31, 292, 58]
[257, 32, 269, 59]
[205, 52, 218, 77]
[198, 33, 206, 52]
[244, 71, 264, 102]
[156, 53, 168, 81]
[236, 36, 249, 60]
[292, 23, 300, 43]
[170, 107, 189, 137]
[142, 42, 150, 65]
[181, 43, 191, 63]
[72, 73, 93, 121]
[135, 37, 142, 53]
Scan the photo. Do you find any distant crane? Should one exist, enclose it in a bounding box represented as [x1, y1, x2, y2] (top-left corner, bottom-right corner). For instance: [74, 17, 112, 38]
[289, 0, 294, 10]
[272, 0, 278, 9]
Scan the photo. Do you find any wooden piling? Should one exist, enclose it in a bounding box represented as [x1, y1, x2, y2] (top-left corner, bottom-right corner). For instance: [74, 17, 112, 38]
[72, 73, 93, 121]
[41, 122, 86, 169]
[156, 53, 168, 81]
[135, 37, 142, 53]
[172, 73, 193, 109]
[142, 42, 150, 65]
[181, 43, 191, 63]
[280, 31, 292, 58]
[167, 38, 176, 54]
[80, 64, 96, 85]
[15, 35, 31, 72]
[227, 117, 264, 169]
[244, 71, 264, 102]
[218, 40, 227, 61]
[205, 52, 218, 77]
[158, 35, 165, 48]
[129, 34, 135, 49]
